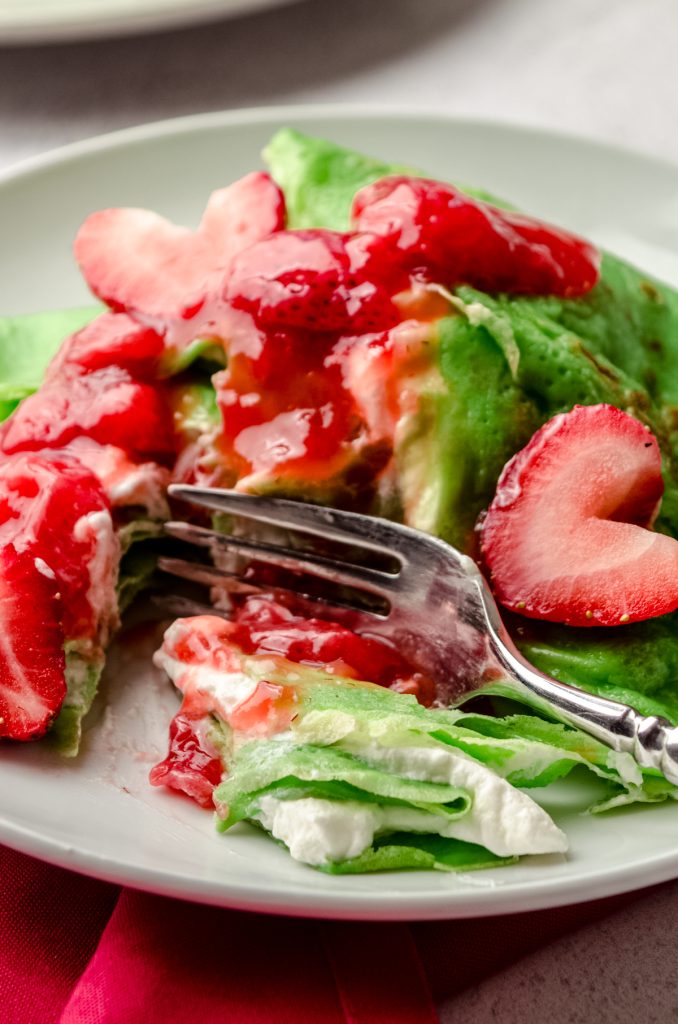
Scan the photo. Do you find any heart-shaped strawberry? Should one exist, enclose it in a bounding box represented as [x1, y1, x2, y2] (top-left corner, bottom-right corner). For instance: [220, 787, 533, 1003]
[480, 404, 678, 626]
[74, 172, 285, 325]
[0, 544, 66, 741]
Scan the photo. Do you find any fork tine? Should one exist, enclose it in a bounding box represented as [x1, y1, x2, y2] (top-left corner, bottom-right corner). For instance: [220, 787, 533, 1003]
[163, 521, 397, 598]
[157, 556, 263, 595]
[168, 485, 405, 558]
[158, 555, 380, 618]
[151, 593, 231, 619]
[164, 521, 221, 549]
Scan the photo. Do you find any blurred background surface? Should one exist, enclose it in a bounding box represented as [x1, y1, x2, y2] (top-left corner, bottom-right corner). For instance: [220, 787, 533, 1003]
[0, 0, 676, 169]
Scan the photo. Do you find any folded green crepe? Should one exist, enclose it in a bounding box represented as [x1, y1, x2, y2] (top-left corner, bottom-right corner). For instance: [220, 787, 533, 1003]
[0, 305, 99, 417]
[0, 310, 225, 754]
[178, 642, 674, 873]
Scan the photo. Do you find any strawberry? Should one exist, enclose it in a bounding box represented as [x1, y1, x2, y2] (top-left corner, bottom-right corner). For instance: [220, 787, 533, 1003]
[352, 176, 600, 298]
[231, 595, 419, 686]
[149, 711, 223, 808]
[74, 172, 285, 323]
[480, 404, 678, 626]
[0, 366, 174, 458]
[46, 312, 164, 382]
[0, 544, 66, 741]
[225, 229, 400, 333]
[0, 453, 117, 642]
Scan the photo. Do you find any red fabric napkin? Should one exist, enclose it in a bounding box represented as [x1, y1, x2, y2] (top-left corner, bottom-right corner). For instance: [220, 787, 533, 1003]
[0, 842, 666, 1024]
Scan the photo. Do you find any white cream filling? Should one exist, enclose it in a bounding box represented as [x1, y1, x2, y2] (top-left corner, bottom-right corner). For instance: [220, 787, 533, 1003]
[256, 796, 377, 865]
[66, 439, 170, 518]
[254, 726, 567, 864]
[340, 742, 567, 857]
[72, 508, 119, 636]
[106, 461, 170, 519]
[255, 783, 567, 868]
[153, 649, 261, 721]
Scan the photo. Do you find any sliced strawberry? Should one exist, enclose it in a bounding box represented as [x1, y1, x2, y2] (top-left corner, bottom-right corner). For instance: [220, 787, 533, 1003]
[74, 172, 285, 323]
[0, 544, 66, 740]
[63, 438, 170, 518]
[225, 229, 400, 333]
[46, 312, 164, 382]
[0, 366, 174, 458]
[480, 404, 678, 626]
[149, 711, 223, 808]
[231, 595, 422, 688]
[214, 231, 403, 488]
[352, 176, 600, 298]
[0, 453, 117, 641]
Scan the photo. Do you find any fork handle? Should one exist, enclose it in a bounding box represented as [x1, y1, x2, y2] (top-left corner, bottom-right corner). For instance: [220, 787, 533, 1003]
[483, 598, 678, 787]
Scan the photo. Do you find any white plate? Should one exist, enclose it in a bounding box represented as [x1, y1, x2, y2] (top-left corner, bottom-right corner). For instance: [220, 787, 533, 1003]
[0, 0, 299, 46]
[2, 106, 678, 921]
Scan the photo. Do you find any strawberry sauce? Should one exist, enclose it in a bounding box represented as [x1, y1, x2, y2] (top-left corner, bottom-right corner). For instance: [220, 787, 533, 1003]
[1, 170, 601, 745]
[150, 596, 435, 806]
[211, 183, 599, 489]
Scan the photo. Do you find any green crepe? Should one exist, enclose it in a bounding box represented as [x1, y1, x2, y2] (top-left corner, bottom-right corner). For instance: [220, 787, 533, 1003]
[321, 835, 513, 875]
[280, 663, 672, 803]
[209, 651, 674, 873]
[263, 129, 678, 727]
[0, 305, 99, 420]
[263, 127, 502, 231]
[215, 740, 511, 874]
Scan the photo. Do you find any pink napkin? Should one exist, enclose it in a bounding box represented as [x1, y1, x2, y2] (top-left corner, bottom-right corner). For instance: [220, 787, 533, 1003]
[0, 842, 667, 1024]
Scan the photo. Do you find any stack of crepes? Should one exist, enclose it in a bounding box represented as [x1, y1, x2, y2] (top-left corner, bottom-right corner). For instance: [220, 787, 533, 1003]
[2, 129, 678, 873]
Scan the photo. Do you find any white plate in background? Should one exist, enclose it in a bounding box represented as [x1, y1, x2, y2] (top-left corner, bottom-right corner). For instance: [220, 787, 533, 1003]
[0, 0, 301, 46]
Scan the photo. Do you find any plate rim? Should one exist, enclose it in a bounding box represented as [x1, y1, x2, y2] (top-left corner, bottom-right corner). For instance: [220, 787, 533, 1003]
[1, 804, 677, 921]
[2, 104, 678, 920]
[0, 0, 300, 47]
[3, 102, 678, 187]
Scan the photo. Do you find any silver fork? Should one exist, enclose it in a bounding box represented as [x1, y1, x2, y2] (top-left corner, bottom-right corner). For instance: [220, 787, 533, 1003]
[161, 484, 678, 787]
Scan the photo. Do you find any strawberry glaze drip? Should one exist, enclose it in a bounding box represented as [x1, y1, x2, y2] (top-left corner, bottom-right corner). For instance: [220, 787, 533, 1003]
[151, 596, 435, 806]
[149, 713, 224, 809]
[212, 186, 599, 489]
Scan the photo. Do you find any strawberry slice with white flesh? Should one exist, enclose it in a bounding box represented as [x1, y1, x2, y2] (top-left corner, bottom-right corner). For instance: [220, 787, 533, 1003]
[0, 545, 66, 741]
[74, 173, 285, 326]
[0, 453, 118, 644]
[0, 453, 118, 741]
[480, 403, 678, 626]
